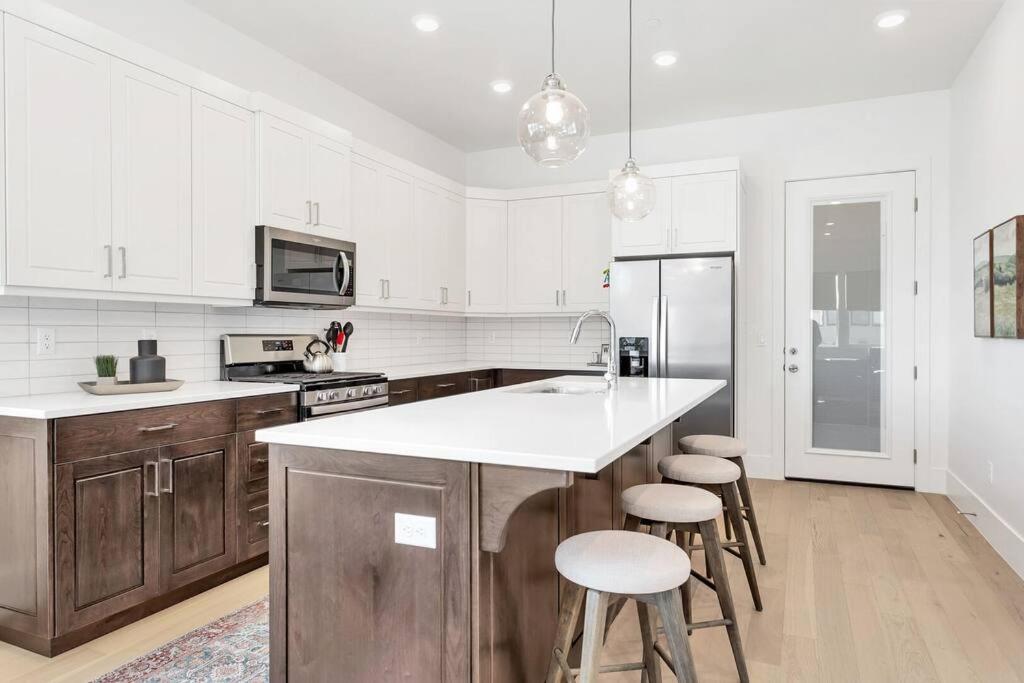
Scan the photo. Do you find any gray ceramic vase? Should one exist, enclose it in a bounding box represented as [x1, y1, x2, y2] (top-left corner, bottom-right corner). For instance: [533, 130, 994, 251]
[130, 340, 166, 384]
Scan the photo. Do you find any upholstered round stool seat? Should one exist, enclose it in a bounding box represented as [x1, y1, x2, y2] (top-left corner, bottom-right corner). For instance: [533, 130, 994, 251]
[555, 530, 690, 595]
[622, 483, 722, 524]
[679, 434, 747, 458]
[659, 454, 741, 485]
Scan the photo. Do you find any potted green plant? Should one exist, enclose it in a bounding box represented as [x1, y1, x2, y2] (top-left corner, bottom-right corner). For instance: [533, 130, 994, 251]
[94, 355, 119, 385]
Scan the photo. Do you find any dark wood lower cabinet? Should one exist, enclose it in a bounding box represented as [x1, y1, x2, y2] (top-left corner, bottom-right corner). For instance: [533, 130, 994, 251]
[0, 393, 297, 657]
[54, 449, 161, 636]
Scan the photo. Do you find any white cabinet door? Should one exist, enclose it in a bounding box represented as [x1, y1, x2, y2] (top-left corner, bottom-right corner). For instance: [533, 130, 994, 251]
[670, 171, 737, 253]
[507, 197, 562, 313]
[379, 167, 417, 308]
[259, 114, 310, 231]
[192, 91, 256, 300]
[111, 59, 192, 295]
[561, 193, 610, 312]
[442, 192, 466, 311]
[309, 134, 351, 239]
[611, 177, 672, 257]
[414, 180, 445, 310]
[465, 199, 507, 313]
[351, 154, 388, 304]
[5, 18, 112, 290]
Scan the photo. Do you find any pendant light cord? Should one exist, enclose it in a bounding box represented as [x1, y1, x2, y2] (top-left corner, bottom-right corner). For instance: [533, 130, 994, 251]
[551, 0, 556, 74]
[627, 0, 633, 160]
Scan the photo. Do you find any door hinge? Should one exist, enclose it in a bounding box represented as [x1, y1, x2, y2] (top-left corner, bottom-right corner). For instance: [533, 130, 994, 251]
[914, 366, 918, 380]
[913, 448, 918, 464]
[914, 197, 919, 212]
[914, 280, 918, 295]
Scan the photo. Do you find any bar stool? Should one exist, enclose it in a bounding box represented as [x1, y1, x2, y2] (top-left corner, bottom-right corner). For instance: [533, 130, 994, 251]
[658, 455, 762, 611]
[679, 435, 766, 566]
[547, 530, 698, 683]
[621, 483, 750, 683]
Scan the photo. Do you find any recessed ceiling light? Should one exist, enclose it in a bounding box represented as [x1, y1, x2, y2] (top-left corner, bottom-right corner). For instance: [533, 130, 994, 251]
[826, 222, 835, 226]
[652, 51, 679, 67]
[824, 232, 832, 236]
[413, 15, 440, 32]
[830, 200, 842, 205]
[875, 10, 908, 29]
[490, 80, 513, 94]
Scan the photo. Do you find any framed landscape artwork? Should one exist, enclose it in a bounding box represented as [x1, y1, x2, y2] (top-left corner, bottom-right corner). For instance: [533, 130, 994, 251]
[976, 216, 1024, 339]
[974, 231, 992, 337]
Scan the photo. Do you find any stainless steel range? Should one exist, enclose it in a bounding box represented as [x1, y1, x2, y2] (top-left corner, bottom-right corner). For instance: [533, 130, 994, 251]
[221, 334, 387, 421]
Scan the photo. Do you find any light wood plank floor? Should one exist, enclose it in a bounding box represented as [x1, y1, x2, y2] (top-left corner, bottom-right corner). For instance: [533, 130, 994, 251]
[2, 480, 1023, 682]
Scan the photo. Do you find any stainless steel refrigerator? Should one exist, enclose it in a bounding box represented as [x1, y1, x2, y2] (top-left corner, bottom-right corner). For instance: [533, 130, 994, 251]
[610, 257, 734, 441]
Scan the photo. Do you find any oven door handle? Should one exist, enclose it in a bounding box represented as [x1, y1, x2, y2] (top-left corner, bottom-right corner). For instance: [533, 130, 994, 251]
[307, 395, 388, 417]
[334, 251, 351, 297]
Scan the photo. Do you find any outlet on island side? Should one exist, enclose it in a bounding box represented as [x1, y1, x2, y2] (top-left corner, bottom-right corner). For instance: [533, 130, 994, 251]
[394, 512, 436, 549]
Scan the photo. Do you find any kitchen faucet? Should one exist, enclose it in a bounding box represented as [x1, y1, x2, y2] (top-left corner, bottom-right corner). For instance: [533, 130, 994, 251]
[569, 310, 617, 388]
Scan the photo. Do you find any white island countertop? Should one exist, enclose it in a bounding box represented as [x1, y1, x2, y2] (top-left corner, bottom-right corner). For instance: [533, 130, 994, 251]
[0, 381, 299, 419]
[256, 376, 725, 473]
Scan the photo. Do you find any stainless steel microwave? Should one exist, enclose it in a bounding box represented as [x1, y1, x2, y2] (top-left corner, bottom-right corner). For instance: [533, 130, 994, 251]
[254, 226, 355, 309]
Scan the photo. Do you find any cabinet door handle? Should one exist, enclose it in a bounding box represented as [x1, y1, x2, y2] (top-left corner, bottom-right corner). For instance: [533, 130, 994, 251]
[144, 461, 159, 497]
[159, 459, 174, 493]
[436, 383, 456, 388]
[391, 389, 412, 395]
[468, 289, 472, 307]
[258, 520, 270, 528]
[379, 279, 385, 300]
[118, 247, 127, 279]
[555, 290, 559, 306]
[306, 200, 312, 224]
[256, 407, 285, 416]
[251, 455, 269, 464]
[139, 422, 178, 433]
[313, 201, 320, 226]
[562, 289, 566, 307]
[104, 245, 113, 278]
[385, 279, 391, 299]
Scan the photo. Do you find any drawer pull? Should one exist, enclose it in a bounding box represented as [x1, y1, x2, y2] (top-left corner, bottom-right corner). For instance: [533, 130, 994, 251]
[257, 520, 270, 528]
[139, 422, 177, 433]
[436, 383, 456, 388]
[252, 456, 268, 465]
[391, 390, 412, 395]
[255, 408, 285, 416]
[144, 461, 159, 497]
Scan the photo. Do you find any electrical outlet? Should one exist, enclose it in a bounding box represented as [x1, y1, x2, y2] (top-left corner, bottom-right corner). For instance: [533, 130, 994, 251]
[756, 334, 768, 347]
[394, 513, 436, 549]
[988, 461, 994, 484]
[36, 328, 56, 356]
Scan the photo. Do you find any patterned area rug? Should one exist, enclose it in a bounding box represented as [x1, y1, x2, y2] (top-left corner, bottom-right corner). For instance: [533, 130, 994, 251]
[93, 598, 269, 682]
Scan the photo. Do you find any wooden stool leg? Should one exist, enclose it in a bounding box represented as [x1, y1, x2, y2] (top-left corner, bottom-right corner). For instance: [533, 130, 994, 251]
[721, 482, 763, 611]
[673, 525, 694, 629]
[699, 519, 750, 683]
[545, 581, 585, 683]
[654, 588, 698, 683]
[578, 589, 610, 683]
[732, 457, 766, 566]
[637, 601, 663, 683]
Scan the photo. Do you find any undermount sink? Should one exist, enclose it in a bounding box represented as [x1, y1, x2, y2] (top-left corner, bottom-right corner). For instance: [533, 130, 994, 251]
[509, 381, 608, 396]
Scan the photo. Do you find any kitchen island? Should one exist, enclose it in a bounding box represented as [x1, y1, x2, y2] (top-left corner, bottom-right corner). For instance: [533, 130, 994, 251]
[256, 375, 725, 682]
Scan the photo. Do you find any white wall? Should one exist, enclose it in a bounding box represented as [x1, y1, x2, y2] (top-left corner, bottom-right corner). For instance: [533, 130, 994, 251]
[947, 0, 1024, 575]
[468, 91, 952, 489]
[38, 0, 466, 181]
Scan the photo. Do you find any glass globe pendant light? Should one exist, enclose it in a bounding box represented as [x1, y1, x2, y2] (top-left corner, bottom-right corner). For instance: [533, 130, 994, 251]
[608, 0, 656, 222]
[516, 0, 590, 167]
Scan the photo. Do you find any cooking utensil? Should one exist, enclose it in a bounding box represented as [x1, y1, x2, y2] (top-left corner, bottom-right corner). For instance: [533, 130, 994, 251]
[303, 339, 334, 373]
[341, 322, 354, 353]
[326, 321, 342, 352]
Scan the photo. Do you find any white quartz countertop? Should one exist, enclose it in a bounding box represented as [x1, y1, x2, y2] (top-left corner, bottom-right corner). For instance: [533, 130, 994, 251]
[0, 381, 299, 419]
[256, 376, 725, 473]
[361, 361, 604, 381]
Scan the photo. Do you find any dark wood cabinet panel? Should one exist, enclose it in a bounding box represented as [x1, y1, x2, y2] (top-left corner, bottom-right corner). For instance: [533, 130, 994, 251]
[388, 378, 419, 405]
[244, 440, 270, 483]
[54, 449, 160, 635]
[496, 368, 601, 387]
[55, 400, 236, 463]
[417, 372, 471, 401]
[236, 392, 298, 432]
[160, 436, 236, 591]
[236, 431, 271, 560]
[468, 371, 495, 392]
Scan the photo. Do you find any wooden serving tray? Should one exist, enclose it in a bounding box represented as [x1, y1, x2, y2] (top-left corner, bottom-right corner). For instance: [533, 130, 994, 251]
[77, 379, 184, 395]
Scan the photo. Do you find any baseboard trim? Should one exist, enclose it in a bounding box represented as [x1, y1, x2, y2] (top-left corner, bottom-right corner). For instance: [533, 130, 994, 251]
[946, 469, 1024, 580]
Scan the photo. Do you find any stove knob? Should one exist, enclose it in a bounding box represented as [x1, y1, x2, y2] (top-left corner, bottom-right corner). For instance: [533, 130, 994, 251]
[373, 385, 382, 395]
[347, 388, 357, 398]
[316, 392, 326, 402]
[329, 391, 339, 400]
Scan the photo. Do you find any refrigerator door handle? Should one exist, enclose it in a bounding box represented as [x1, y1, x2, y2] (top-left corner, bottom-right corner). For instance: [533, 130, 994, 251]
[650, 296, 660, 377]
[660, 295, 668, 376]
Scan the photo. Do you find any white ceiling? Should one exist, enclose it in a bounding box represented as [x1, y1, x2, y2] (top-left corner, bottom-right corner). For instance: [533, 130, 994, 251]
[183, 0, 1002, 152]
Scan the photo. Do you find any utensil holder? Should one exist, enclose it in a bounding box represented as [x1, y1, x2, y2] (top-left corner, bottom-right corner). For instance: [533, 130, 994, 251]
[330, 352, 347, 372]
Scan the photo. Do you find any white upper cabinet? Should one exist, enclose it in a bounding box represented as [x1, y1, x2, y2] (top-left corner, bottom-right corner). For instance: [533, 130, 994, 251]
[414, 180, 446, 310]
[5, 17, 112, 290]
[442, 192, 466, 311]
[378, 166, 418, 308]
[192, 91, 256, 301]
[465, 199, 507, 314]
[309, 134, 351, 239]
[507, 197, 563, 313]
[259, 114, 310, 231]
[351, 153, 387, 303]
[561, 193, 611, 312]
[611, 177, 672, 257]
[670, 171, 737, 253]
[111, 59, 192, 296]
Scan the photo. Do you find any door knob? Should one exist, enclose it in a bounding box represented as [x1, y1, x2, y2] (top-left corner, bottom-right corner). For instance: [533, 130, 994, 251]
[787, 364, 799, 373]
[788, 347, 798, 355]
